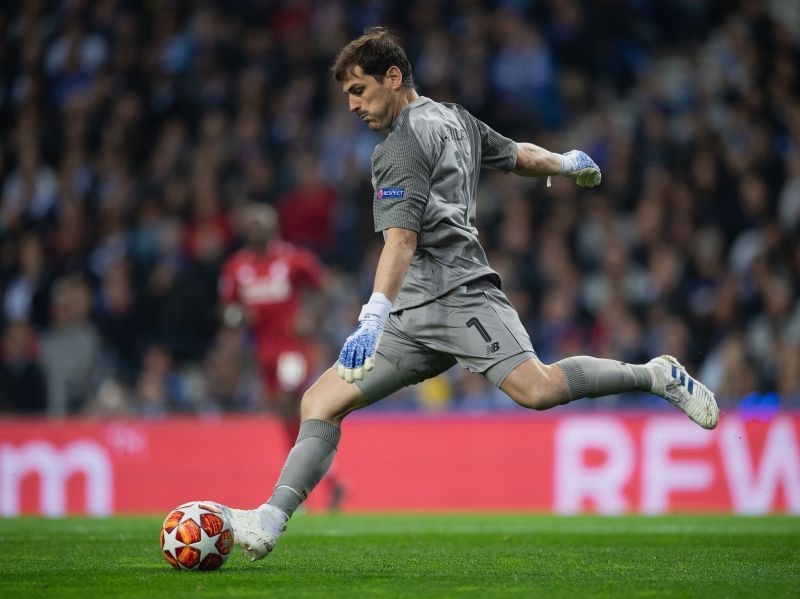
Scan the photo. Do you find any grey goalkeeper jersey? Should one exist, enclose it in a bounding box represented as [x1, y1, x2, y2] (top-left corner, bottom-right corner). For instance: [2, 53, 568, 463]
[371, 96, 518, 312]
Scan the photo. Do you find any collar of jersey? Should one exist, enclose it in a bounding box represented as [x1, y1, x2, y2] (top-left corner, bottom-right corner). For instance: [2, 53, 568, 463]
[389, 95, 430, 132]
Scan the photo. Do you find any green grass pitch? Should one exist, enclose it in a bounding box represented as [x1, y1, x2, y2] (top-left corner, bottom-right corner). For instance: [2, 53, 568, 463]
[1, 514, 798, 598]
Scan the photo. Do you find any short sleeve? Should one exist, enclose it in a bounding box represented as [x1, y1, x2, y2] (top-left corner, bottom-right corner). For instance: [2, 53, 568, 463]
[372, 130, 432, 233]
[474, 117, 517, 172]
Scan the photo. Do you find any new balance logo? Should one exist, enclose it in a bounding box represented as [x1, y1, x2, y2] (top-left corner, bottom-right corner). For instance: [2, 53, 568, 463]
[486, 342, 500, 356]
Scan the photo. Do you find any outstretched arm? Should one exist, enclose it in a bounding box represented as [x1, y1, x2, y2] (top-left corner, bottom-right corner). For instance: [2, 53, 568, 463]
[512, 143, 563, 177]
[513, 143, 602, 188]
[337, 227, 417, 383]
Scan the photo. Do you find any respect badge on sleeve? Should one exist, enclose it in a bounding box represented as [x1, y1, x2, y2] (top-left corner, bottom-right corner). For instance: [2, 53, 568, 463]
[377, 187, 405, 199]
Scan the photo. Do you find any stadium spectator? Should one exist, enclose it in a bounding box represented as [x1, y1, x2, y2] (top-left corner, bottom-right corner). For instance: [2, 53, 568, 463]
[40, 275, 106, 417]
[94, 259, 140, 385]
[3, 232, 52, 329]
[0, 319, 47, 413]
[135, 344, 188, 416]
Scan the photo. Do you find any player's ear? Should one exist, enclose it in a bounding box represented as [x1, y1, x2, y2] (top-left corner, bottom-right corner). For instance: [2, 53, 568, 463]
[385, 66, 403, 90]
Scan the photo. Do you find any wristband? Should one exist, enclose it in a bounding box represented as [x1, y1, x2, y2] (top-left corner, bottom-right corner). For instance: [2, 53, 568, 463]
[558, 153, 569, 174]
[358, 292, 392, 322]
[548, 153, 569, 187]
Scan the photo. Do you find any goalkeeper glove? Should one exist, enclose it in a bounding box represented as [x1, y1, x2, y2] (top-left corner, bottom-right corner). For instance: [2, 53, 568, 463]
[337, 292, 392, 383]
[559, 150, 602, 187]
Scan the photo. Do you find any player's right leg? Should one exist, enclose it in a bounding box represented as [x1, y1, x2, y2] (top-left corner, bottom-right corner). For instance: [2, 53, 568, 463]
[501, 354, 719, 429]
[645, 355, 719, 429]
[443, 279, 718, 429]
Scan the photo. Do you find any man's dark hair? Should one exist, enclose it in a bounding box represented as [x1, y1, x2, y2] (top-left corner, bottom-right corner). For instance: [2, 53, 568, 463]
[331, 27, 414, 88]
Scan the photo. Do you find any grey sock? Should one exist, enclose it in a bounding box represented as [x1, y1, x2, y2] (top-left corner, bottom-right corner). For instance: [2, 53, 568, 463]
[267, 419, 341, 518]
[556, 356, 652, 401]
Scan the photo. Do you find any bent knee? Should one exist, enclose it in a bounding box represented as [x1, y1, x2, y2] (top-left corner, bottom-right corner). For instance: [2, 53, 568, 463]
[299, 369, 368, 423]
[502, 361, 569, 411]
[299, 387, 340, 422]
[510, 388, 555, 411]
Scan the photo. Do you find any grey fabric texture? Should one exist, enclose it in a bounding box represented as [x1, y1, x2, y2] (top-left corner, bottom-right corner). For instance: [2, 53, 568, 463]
[354, 278, 536, 403]
[267, 419, 341, 517]
[297, 418, 341, 446]
[371, 117, 432, 233]
[556, 356, 652, 401]
[371, 96, 517, 312]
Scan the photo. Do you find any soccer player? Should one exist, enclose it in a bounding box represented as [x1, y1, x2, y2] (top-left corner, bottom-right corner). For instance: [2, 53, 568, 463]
[216, 28, 719, 560]
[218, 203, 344, 507]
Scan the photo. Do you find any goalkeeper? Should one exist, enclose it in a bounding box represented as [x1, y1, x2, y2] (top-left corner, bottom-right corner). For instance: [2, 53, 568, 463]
[216, 27, 719, 559]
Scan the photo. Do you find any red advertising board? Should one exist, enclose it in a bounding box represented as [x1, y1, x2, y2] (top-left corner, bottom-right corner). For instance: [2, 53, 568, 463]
[0, 413, 798, 515]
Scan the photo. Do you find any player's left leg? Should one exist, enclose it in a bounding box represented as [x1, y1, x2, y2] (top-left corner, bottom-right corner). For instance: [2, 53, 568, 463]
[219, 317, 455, 561]
[263, 338, 452, 521]
[271, 348, 346, 511]
[214, 369, 366, 561]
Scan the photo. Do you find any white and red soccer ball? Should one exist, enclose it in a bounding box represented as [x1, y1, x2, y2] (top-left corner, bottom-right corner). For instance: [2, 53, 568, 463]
[160, 501, 234, 571]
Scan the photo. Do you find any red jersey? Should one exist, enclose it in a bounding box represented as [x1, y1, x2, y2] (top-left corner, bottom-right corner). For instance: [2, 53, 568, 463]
[219, 241, 325, 346]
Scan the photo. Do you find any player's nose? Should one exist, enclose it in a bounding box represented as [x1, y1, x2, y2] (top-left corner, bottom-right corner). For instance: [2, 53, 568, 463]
[349, 96, 360, 112]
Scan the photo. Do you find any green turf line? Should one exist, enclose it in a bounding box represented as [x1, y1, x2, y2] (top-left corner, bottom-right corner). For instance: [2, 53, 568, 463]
[0, 514, 798, 598]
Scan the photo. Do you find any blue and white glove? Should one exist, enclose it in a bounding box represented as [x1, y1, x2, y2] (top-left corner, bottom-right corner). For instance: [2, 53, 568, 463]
[560, 150, 602, 187]
[337, 292, 392, 383]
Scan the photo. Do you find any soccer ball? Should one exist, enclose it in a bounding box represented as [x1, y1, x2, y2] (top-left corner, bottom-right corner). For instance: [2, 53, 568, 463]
[160, 501, 234, 571]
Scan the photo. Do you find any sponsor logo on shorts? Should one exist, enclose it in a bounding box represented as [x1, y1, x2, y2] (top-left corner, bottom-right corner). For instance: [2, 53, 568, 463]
[377, 187, 405, 199]
[486, 341, 500, 356]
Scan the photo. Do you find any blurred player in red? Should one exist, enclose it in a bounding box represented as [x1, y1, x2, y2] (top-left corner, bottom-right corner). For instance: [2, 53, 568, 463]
[219, 203, 344, 509]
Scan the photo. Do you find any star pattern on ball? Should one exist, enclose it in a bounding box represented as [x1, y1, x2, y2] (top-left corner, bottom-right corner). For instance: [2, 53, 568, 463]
[161, 501, 233, 571]
[162, 521, 180, 554]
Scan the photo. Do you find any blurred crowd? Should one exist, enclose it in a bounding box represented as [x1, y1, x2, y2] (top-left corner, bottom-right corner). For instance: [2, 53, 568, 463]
[1, 0, 799, 417]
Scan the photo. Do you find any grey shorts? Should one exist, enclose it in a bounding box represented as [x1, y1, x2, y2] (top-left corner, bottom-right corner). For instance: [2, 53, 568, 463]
[354, 278, 536, 404]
